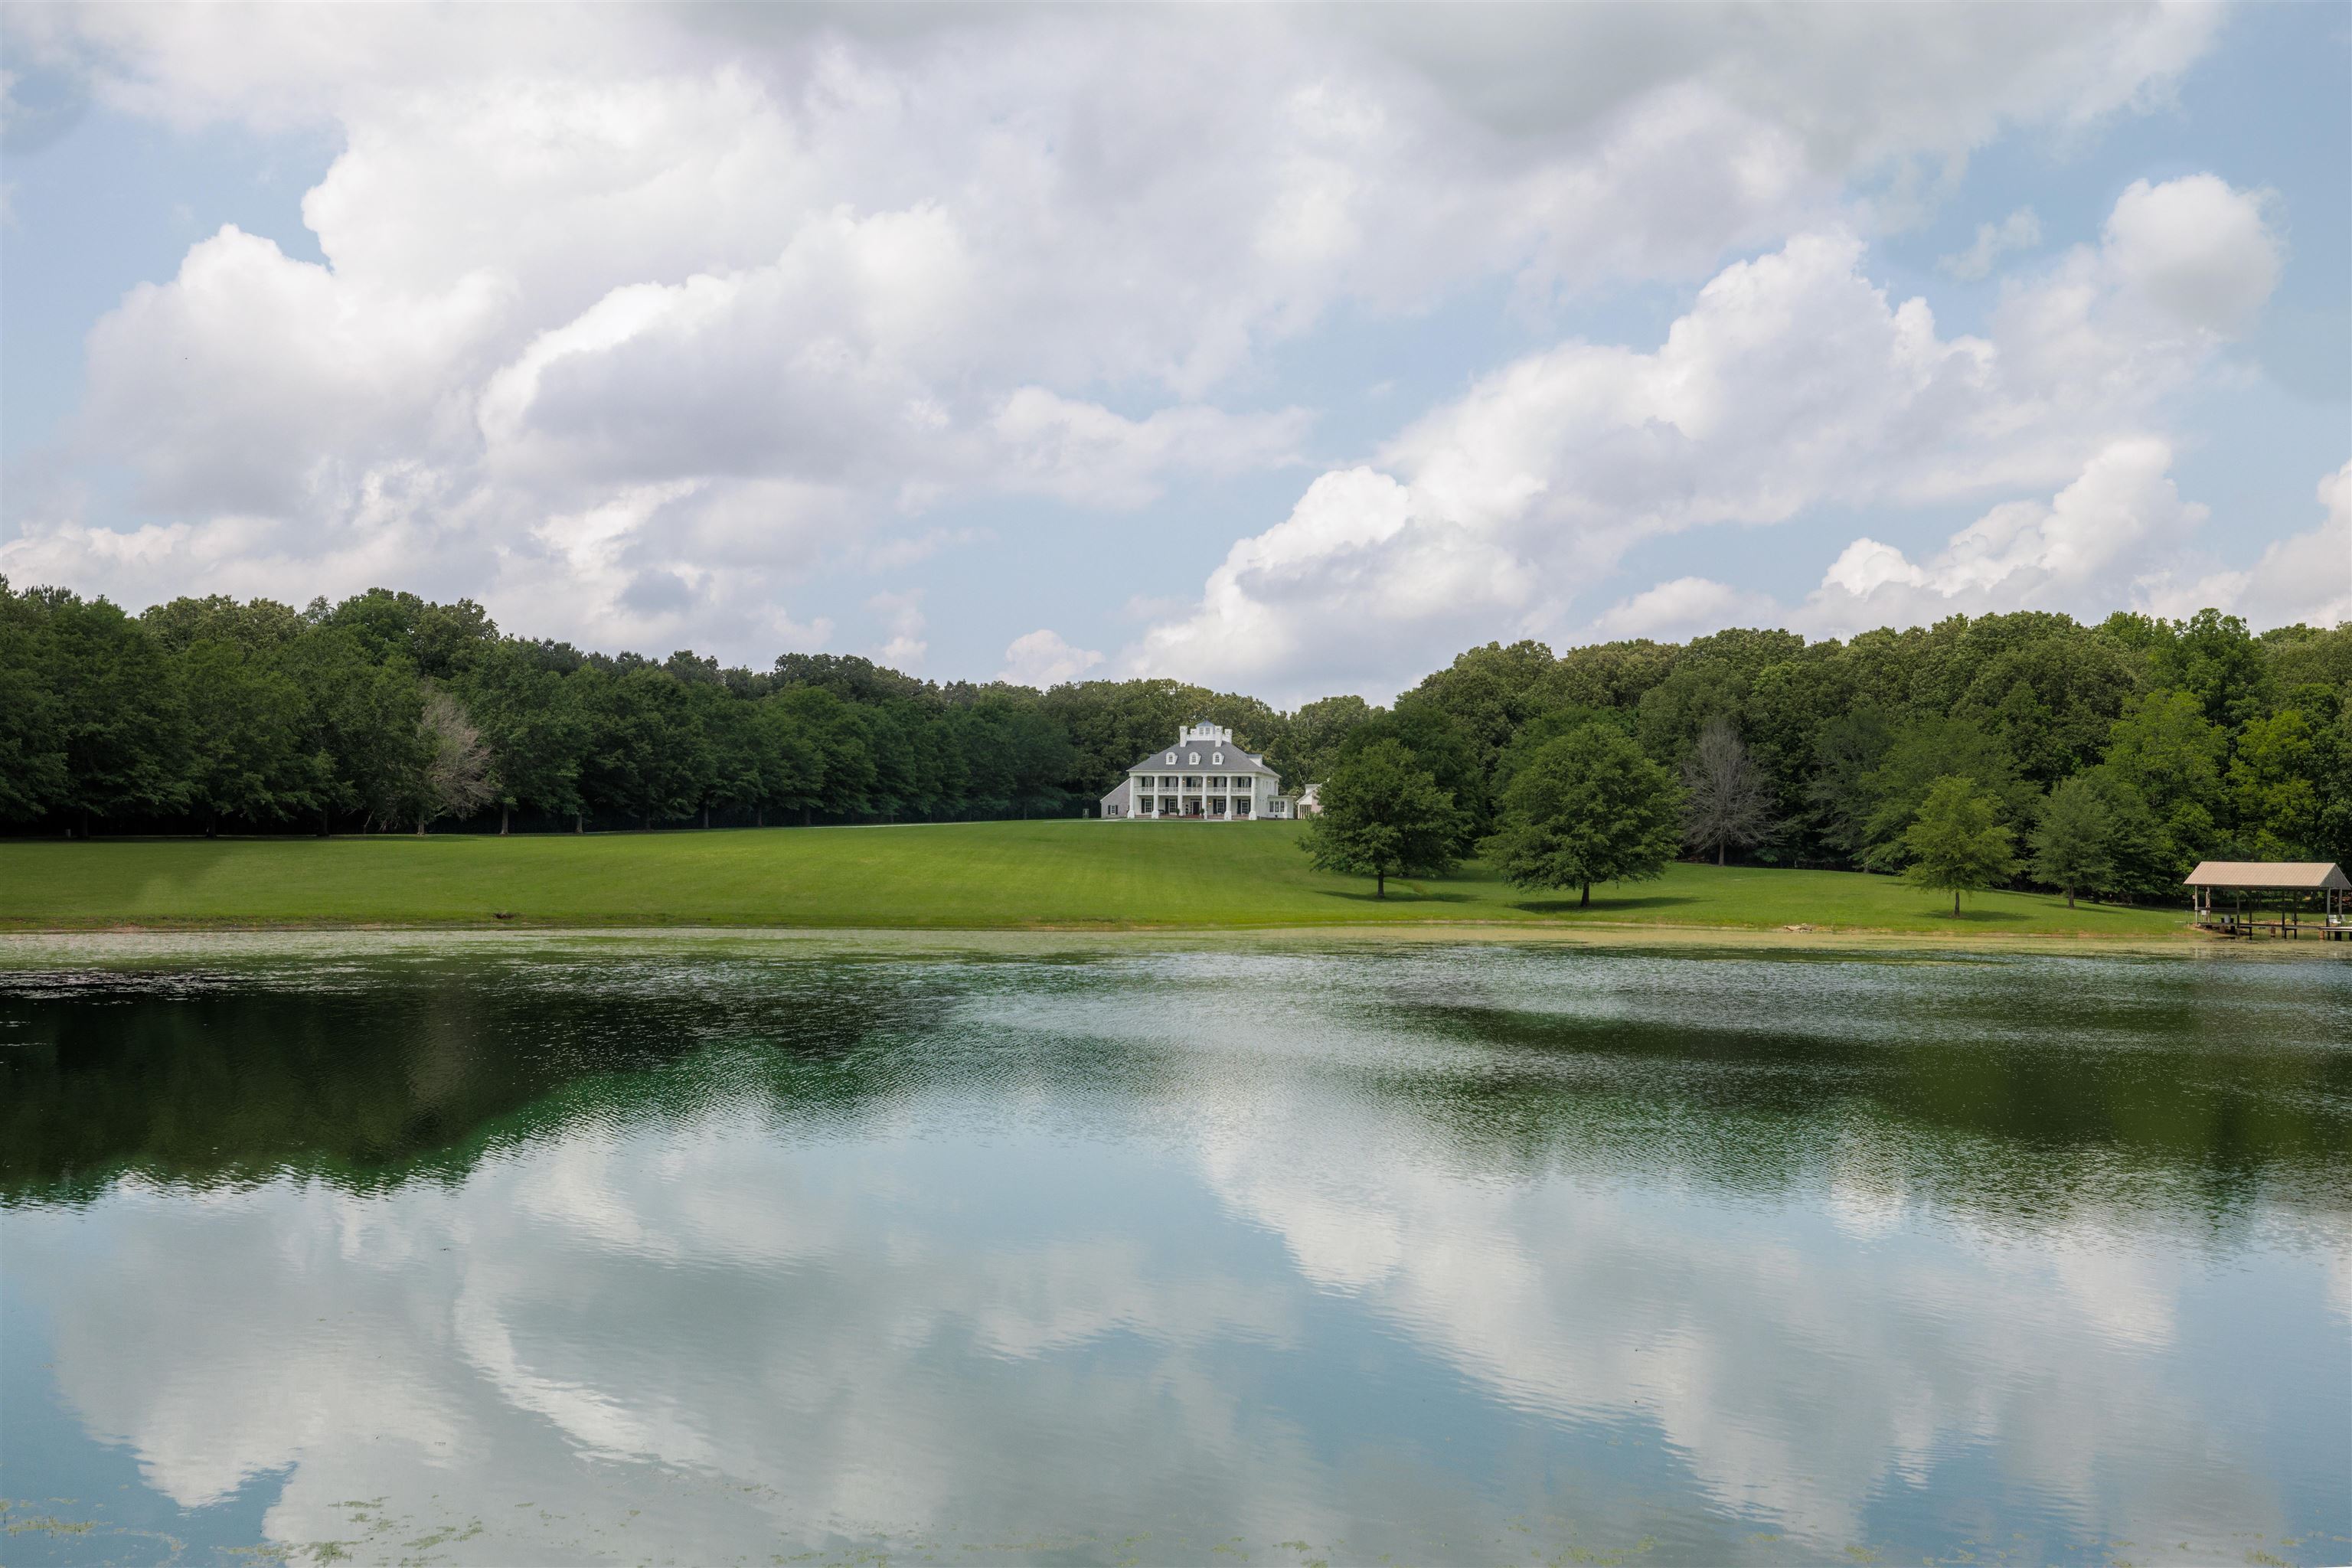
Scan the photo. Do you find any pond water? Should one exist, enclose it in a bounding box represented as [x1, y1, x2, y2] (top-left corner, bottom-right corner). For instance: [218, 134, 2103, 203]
[2, 935, 2347, 1566]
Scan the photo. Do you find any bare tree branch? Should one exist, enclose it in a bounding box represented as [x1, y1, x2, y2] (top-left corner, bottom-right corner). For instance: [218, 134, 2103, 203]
[1679, 717, 1775, 866]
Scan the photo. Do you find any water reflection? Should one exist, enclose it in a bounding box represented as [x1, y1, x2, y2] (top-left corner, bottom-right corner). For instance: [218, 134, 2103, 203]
[2, 940, 2346, 1565]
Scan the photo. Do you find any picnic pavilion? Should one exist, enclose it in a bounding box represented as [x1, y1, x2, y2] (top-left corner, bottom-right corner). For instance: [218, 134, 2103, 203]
[2184, 861, 2351, 940]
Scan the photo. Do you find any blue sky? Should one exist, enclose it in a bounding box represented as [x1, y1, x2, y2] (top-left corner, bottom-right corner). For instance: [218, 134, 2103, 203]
[2, 2, 2345, 703]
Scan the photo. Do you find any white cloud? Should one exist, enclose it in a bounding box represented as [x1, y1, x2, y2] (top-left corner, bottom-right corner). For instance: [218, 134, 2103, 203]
[869, 590, 926, 671]
[1619, 451, 2347, 643]
[2159, 460, 2352, 629]
[857, 526, 991, 573]
[998, 629, 1104, 688]
[987, 389, 1311, 510]
[1131, 175, 2282, 700]
[2100, 174, 2282, 336]
[1939, 206, 2042, 281]
[1802, 437, 2207, 632]
[1124, 466, 1535, 700]
[1588, 577, 1781, 642]
[1, 4, 2230, 663]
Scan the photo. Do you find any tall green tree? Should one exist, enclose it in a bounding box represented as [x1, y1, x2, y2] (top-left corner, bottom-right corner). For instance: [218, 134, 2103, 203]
[748, 697, 823, 826]
[37, 593, 191, 831]
[2147, 608, 2274, 728]
[1803, 707, 1892, 865]
[2029, 776, 2114, 908]
[460, 643, 588, 833]
[1860, 716, 2031, 869]
[2227, 708, 2324, 858]
[1334, 704, 1486, 847]
[0, 581, 67, 824]
[2076, 767, 2175, 899]
[1298, 739, 1463, 899]
[1037, 678, 1210, 797]
[685, 679, 764, 828]
[315, 589, 498, 681]
[1952, 630, 2138, 786]
[766, 685, 874, 822]
[1492, 704, 1632, 799]
[1635, 656, 1746, 764]
[142, 595, 306, 655]
[1268, 693, 1375, 790]
[1484, 724, 1681, 909]
[1396, 640, 1560, 781]
[1549, 638, 1677, 710]
[2103, 689, 2227, 873]
[178, 639, 317, 832]
[1903, 776, 2019, 916]
[580, 665, 708, 828]
[279, 629, 427, 833]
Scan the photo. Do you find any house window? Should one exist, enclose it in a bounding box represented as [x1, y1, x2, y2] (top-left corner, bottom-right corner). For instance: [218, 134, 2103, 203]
[1159, 796, 1177, 814]
[1234, 798, 1252, 817]
[1233, 776, 1252, 790]
[1184, 776, 1201, 789]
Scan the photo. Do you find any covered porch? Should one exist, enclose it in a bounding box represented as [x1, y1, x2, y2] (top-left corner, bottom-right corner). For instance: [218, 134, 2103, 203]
[2184, 861, 2351, 939]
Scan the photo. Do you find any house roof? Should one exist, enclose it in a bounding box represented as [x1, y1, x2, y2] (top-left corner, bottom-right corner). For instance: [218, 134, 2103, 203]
[1122, 744, 1273, 777]
[2183, 861, 2349, 890]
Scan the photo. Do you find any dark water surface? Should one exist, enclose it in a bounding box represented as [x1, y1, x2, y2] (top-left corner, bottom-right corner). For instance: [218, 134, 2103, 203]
[2, 935, 2347, 1566]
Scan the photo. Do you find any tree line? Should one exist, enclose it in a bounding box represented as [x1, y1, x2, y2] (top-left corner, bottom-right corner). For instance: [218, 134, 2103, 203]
[4, 581, 2346, 903]
[1295, 614, 2348, 908]
[0, 584, 1299, 835]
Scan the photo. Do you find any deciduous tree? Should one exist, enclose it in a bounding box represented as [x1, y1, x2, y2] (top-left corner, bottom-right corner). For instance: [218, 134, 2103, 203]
[179, 639, 315, 833]
[1484, 724, 1681, 908]
[1903, 776, 2018, 916]
[1679, 717, 1774, 866]
[2030, 776, 2113, 908]
[1298, 739, 1462, 899]
[410, 690, 497, 832]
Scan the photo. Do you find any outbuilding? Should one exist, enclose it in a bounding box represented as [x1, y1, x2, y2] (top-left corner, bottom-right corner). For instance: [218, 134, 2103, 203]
[2184, 861, 2351, 939]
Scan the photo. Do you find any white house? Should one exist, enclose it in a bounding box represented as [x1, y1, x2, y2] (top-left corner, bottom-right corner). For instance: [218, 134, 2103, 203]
[1099, 723, 1294, 820]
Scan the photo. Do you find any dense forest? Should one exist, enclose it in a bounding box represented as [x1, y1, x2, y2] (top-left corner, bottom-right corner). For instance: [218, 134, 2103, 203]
[3, 579, 2345, 897]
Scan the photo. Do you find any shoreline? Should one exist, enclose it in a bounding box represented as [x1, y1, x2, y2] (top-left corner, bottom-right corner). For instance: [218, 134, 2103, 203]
[3, 917, 2334, 961]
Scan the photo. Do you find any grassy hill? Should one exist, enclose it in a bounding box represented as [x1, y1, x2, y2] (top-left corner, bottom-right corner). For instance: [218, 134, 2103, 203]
[0, 820, 2196, 938]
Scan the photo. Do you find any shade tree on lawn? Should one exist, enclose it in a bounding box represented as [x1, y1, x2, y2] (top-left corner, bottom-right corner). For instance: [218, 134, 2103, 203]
[1903, 776, 2020, 916]
[1483, 724, 1682, 910]
[1298, 739, 1463, 900]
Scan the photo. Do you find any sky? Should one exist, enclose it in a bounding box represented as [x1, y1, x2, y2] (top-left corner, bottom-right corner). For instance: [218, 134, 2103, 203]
[2, 2, 2347, 705]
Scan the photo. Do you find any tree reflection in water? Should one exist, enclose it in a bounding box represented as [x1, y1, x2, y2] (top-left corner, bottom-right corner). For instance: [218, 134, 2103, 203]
[2, 939, 2345, 1566]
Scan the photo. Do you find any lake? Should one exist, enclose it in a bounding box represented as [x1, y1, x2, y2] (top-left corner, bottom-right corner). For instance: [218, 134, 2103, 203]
[2, 934, 2346, 1566]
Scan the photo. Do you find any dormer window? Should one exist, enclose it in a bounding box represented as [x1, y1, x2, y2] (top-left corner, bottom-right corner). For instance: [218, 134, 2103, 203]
[1166, 753, 1176, 763]
[1188, 752, 1199, 763]
[1213, 752, 1223, 763]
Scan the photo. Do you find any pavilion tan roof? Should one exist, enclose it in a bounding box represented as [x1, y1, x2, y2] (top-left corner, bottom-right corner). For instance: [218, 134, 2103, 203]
[2183, 861, 2349, 890]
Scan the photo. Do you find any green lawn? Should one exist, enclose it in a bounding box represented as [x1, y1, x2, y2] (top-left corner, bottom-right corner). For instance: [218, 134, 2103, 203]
[0, 820, 2197, 938]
